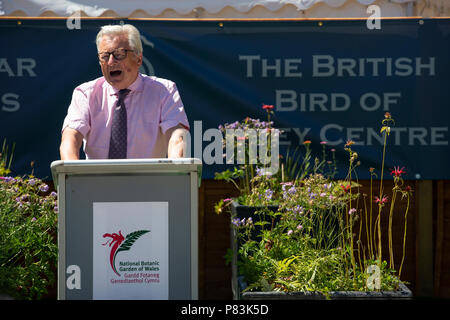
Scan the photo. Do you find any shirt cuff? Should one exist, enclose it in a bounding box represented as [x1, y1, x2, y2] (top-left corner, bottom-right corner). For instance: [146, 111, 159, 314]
[62, 120, 89, 138]
[160, 119, 190, 135]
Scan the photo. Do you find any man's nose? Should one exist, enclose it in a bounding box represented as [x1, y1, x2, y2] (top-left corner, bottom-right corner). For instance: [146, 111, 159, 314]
[107, 54, 118, 65]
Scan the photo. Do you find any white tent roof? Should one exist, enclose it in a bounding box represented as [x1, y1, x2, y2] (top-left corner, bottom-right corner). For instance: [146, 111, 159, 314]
[4, 0, 441, 18]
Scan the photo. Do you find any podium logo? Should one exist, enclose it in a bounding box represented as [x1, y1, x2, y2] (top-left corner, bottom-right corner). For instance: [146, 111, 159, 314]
[102, 230, 150, 276]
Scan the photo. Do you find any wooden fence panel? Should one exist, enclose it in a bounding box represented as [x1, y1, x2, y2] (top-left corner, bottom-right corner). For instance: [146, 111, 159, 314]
[434, 180, 450, 298]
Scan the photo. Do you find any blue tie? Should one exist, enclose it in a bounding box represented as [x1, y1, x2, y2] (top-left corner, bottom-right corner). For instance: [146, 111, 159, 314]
[108, 89, 130, 159]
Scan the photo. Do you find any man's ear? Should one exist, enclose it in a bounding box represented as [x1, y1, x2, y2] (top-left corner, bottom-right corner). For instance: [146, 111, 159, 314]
[136, 53, 143, 67]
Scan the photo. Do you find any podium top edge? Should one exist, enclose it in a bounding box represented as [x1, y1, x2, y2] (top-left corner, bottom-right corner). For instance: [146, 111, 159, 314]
[50, 158, 202, 180]
[51, 158, 202, 168]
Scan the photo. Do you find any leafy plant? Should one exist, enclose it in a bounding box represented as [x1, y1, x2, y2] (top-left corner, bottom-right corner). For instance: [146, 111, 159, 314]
[0, 139, 15, 176]
[217, 111, 413, 294]
[0, 141, 58, 299]
[215, 109, 281, 197]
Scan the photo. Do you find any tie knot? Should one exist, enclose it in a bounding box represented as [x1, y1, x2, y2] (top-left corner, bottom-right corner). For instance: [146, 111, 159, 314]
[118, 89, 130, 100]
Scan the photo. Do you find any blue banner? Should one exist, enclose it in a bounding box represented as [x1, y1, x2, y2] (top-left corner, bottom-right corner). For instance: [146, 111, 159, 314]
[1, 18, 449, 179]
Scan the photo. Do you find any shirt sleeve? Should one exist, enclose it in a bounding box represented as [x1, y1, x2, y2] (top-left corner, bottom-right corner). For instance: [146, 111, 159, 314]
[62, 87, 91, 138]
[159, 82, 190, 134]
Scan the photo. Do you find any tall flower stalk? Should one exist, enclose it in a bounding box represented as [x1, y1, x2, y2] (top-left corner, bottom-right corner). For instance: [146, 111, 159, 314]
[398, 185, 412, 280]
[0, 139, 15, 176]
[375, 112, 394, 270]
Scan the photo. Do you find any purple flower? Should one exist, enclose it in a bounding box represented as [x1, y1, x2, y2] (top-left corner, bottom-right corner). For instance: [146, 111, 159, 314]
[0, 176, 15, 183]
[256, 167, 272, 177]
[15, 197, 25, 209]
[39, 184, 49, 193]
[50, 191, 57, 198]
[293, 205, 304, 215]
[231, 218, 240, 227]
[287, 230, 293, 236]
[256, 167, 263, 176]
[31, 217, 37, 222]
[281, 182, 293, 192]
[297, 224, 303, 230]
[265, 189, 273, 200]
[288, 186, 296, 195]
[348, 208, 357, 215]
[28, 178, 36, 186]
[256, 168, 272, 177]
[228, 121, 240, 129]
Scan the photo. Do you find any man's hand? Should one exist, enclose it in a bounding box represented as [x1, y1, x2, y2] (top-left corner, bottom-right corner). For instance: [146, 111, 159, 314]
[168, 127, 189, 158]
[60, 127, 83, 160]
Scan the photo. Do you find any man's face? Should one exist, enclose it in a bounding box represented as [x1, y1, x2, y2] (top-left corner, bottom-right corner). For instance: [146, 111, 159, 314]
[98, 33, 142, 90]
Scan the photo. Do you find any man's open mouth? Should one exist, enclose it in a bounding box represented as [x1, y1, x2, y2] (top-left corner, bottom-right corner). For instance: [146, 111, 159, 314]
[110, 70, 122, 77]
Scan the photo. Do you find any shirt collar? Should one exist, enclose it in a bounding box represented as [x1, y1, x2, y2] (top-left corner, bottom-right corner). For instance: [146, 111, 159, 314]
[105, 73, 144, 97]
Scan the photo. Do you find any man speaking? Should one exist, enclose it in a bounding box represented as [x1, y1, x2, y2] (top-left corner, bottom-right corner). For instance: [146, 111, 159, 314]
[60, 24, 189, 160]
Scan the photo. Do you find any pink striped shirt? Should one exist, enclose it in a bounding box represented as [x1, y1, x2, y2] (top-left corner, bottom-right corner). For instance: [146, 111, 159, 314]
[62, 73, 189, 159]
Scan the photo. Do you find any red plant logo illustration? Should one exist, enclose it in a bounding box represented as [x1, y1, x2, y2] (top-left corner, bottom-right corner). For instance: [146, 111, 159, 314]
[102, 230, 150, 276]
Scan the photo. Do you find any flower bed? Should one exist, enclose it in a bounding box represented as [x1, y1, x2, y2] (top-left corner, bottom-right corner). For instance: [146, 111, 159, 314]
[0, 140, 58, 299]
[216, 108, 413, 298]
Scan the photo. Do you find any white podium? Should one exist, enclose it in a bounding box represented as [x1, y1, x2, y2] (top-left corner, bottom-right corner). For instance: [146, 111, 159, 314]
[50, 158, 202, 300]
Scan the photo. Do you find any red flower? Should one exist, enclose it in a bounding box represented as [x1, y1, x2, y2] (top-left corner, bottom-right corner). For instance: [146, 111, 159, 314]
[344, 140, 354, 147]
[303, 140, 312, 145]
[262, 104, 274, 110]
[340, 184, 351, 193]
[374, 195, 389, 204]
[390, 166, 406, 177]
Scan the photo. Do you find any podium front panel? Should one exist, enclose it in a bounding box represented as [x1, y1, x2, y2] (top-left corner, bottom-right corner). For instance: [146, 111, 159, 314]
[60, 172, 196, 300]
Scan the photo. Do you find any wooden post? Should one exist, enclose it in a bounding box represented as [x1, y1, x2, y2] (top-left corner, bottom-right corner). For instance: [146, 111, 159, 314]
[415, 180, 434, 297]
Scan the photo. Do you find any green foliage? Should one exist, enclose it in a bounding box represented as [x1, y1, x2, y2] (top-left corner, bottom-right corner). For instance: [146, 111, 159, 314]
[214, 115, 282, 198]
[219, 112, 413, 294]
[0, 142, 58, 299]
[234, 207, 405, 293]
[0, 139, 15, 176]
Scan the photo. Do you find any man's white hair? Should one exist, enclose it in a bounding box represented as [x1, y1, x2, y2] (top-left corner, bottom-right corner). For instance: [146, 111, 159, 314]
[96, 24, 143, 55]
